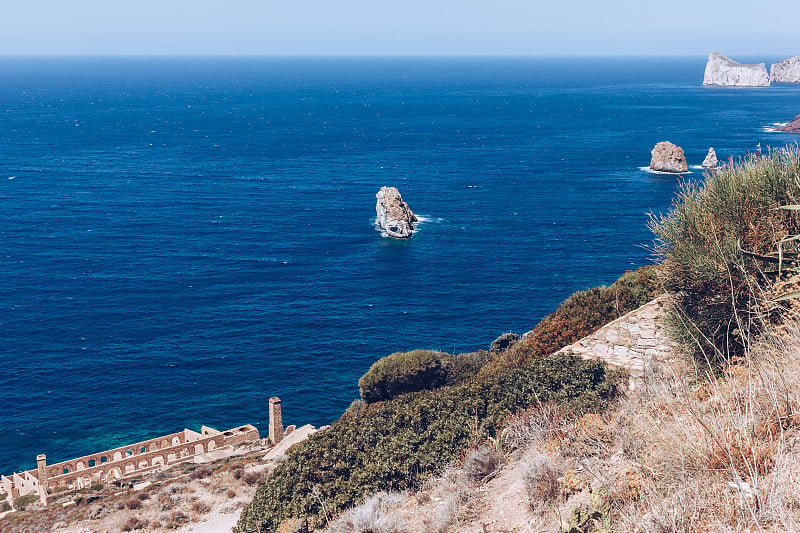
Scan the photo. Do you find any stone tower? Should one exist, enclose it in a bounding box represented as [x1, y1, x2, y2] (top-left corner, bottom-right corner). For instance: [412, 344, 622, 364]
[269, 397, 284, 445]
[36, 454, 48, 506]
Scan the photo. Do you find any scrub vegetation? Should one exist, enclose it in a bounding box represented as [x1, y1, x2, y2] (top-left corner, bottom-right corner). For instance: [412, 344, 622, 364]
[233, 263, 661, 532]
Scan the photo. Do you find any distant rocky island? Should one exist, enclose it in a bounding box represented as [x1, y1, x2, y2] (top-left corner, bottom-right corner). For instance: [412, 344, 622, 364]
[771, 56, 800, 83]
[375, 186, 417, 238]
[703, 52, 800, 87]
[703, 53, 769, 87]
[650, 141, 688, 173]
[702, 147, 718, 169]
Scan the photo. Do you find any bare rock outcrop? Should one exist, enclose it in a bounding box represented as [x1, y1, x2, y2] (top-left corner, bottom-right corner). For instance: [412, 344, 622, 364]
[376, 186, 418, 239]
[703, 52, 770, 87]
[770, 56, 800, 83]
[777, 115, 800, 133]
[650, 141, 688, 173]
[702, 147, 718, 169]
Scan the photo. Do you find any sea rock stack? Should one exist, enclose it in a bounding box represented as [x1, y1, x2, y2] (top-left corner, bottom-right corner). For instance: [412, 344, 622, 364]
[702, 147, 718, 169]
[776, 115, 800, 133]
[703, 52, 770, 87]
[770, 56, 800, 83]
[650, 141, 688, 173]
[376, 186, 418, 239]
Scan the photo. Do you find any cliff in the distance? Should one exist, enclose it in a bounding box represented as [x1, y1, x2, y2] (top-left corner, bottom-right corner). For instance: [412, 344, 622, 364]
[703, 52, 770, 86]
[771, 55, 800, 83]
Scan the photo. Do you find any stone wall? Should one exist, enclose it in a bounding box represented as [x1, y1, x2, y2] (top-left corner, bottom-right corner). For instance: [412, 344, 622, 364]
[3, 423, 260, 505]
[555, 295, 680, 386]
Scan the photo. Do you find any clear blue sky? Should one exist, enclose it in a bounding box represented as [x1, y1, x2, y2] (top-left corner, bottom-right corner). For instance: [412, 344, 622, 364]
[1, 0, 798, 56]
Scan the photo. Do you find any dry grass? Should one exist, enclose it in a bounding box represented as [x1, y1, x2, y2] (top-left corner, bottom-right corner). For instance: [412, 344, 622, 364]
[330, 310, 800, 532]
[613, 316, 800, 532]
[326, 492, 408, 533]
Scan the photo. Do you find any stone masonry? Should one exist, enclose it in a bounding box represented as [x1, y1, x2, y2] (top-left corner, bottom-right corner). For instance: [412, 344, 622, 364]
[0, 423, 259, 507]
[555, 295, 680, 387]
[269, 397, 284, 445]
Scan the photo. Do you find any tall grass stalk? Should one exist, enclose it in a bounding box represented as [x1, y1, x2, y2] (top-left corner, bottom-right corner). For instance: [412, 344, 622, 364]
[651, 145, 800, 363]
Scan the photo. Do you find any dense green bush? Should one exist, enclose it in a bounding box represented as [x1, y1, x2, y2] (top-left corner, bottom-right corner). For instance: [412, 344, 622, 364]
[651, 146, 800, 362]
[359, 349, 492, 404]
[504, 265, 661, 367]
[234, 352, 622, 533]
[358, 350, 448, 403]
[443, 350, 491, 385]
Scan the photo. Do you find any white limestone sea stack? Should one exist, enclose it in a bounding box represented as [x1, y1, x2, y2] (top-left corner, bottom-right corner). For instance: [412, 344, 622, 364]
[375, 186, 418, 238]
[650, 141, 688, 173]
[703, 52, 770, 87]
[702, 147, 718, 169]
[770, 56, 800, 83]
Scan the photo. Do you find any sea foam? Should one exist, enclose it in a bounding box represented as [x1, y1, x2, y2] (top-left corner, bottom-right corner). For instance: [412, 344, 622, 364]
[638, 166, 692, 175]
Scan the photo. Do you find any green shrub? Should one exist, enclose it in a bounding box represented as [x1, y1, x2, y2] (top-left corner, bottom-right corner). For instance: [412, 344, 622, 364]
[443, 350, 491, 385]
[358, 349, 496, 405]
[235, 352, 622, 533]
[505, 265, 661, 367]
[358, 350, 448, 403]
[651, 146, 800, 363]
[12, 493, 39, 511]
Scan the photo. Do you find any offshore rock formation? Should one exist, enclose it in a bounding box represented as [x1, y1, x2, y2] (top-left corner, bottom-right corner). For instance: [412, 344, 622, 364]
[489, 332, 519, 354]
[703, 52, 770, 87]
[770, 56, 800, 83]
[376, 186, 418, 238]
[702, 147, 718, 169]
[777, 115, 800, 133]
[650, 141, 688, 173]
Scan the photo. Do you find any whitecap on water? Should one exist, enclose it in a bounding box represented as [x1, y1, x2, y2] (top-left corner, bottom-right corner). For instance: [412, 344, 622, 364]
[764, 122, 788, 133]
[638, 166, 692, 175]
[372, 214, 442, 237]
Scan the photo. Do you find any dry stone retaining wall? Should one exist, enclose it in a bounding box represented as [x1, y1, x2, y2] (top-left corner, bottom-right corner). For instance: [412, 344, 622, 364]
[555, 295, 679, 386]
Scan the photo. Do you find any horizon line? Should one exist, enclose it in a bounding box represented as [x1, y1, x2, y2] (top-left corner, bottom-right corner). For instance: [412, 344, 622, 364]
[0, 52, 761, 58]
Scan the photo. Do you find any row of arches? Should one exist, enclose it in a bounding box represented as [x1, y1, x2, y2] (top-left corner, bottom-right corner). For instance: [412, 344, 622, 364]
[51, 439, 219, 477]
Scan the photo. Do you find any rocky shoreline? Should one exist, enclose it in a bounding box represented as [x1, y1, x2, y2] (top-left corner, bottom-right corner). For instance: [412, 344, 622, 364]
[777, 115, 800, 133]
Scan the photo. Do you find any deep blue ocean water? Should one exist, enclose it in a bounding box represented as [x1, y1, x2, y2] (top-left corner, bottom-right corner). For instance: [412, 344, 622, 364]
[2, 57, 799, 474]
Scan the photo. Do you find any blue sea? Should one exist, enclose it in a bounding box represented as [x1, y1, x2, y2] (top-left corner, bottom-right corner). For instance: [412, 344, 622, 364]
[2, 57, 799, 474]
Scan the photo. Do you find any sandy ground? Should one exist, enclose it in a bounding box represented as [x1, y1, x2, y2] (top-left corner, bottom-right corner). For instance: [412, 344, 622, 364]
[177, 425, 320, 533]
[176, 508, 241, 533]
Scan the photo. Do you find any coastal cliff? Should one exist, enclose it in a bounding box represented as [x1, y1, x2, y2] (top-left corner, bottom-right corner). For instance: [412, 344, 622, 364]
[703, 52, 770, 87]
[770, 55, 800, 83]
